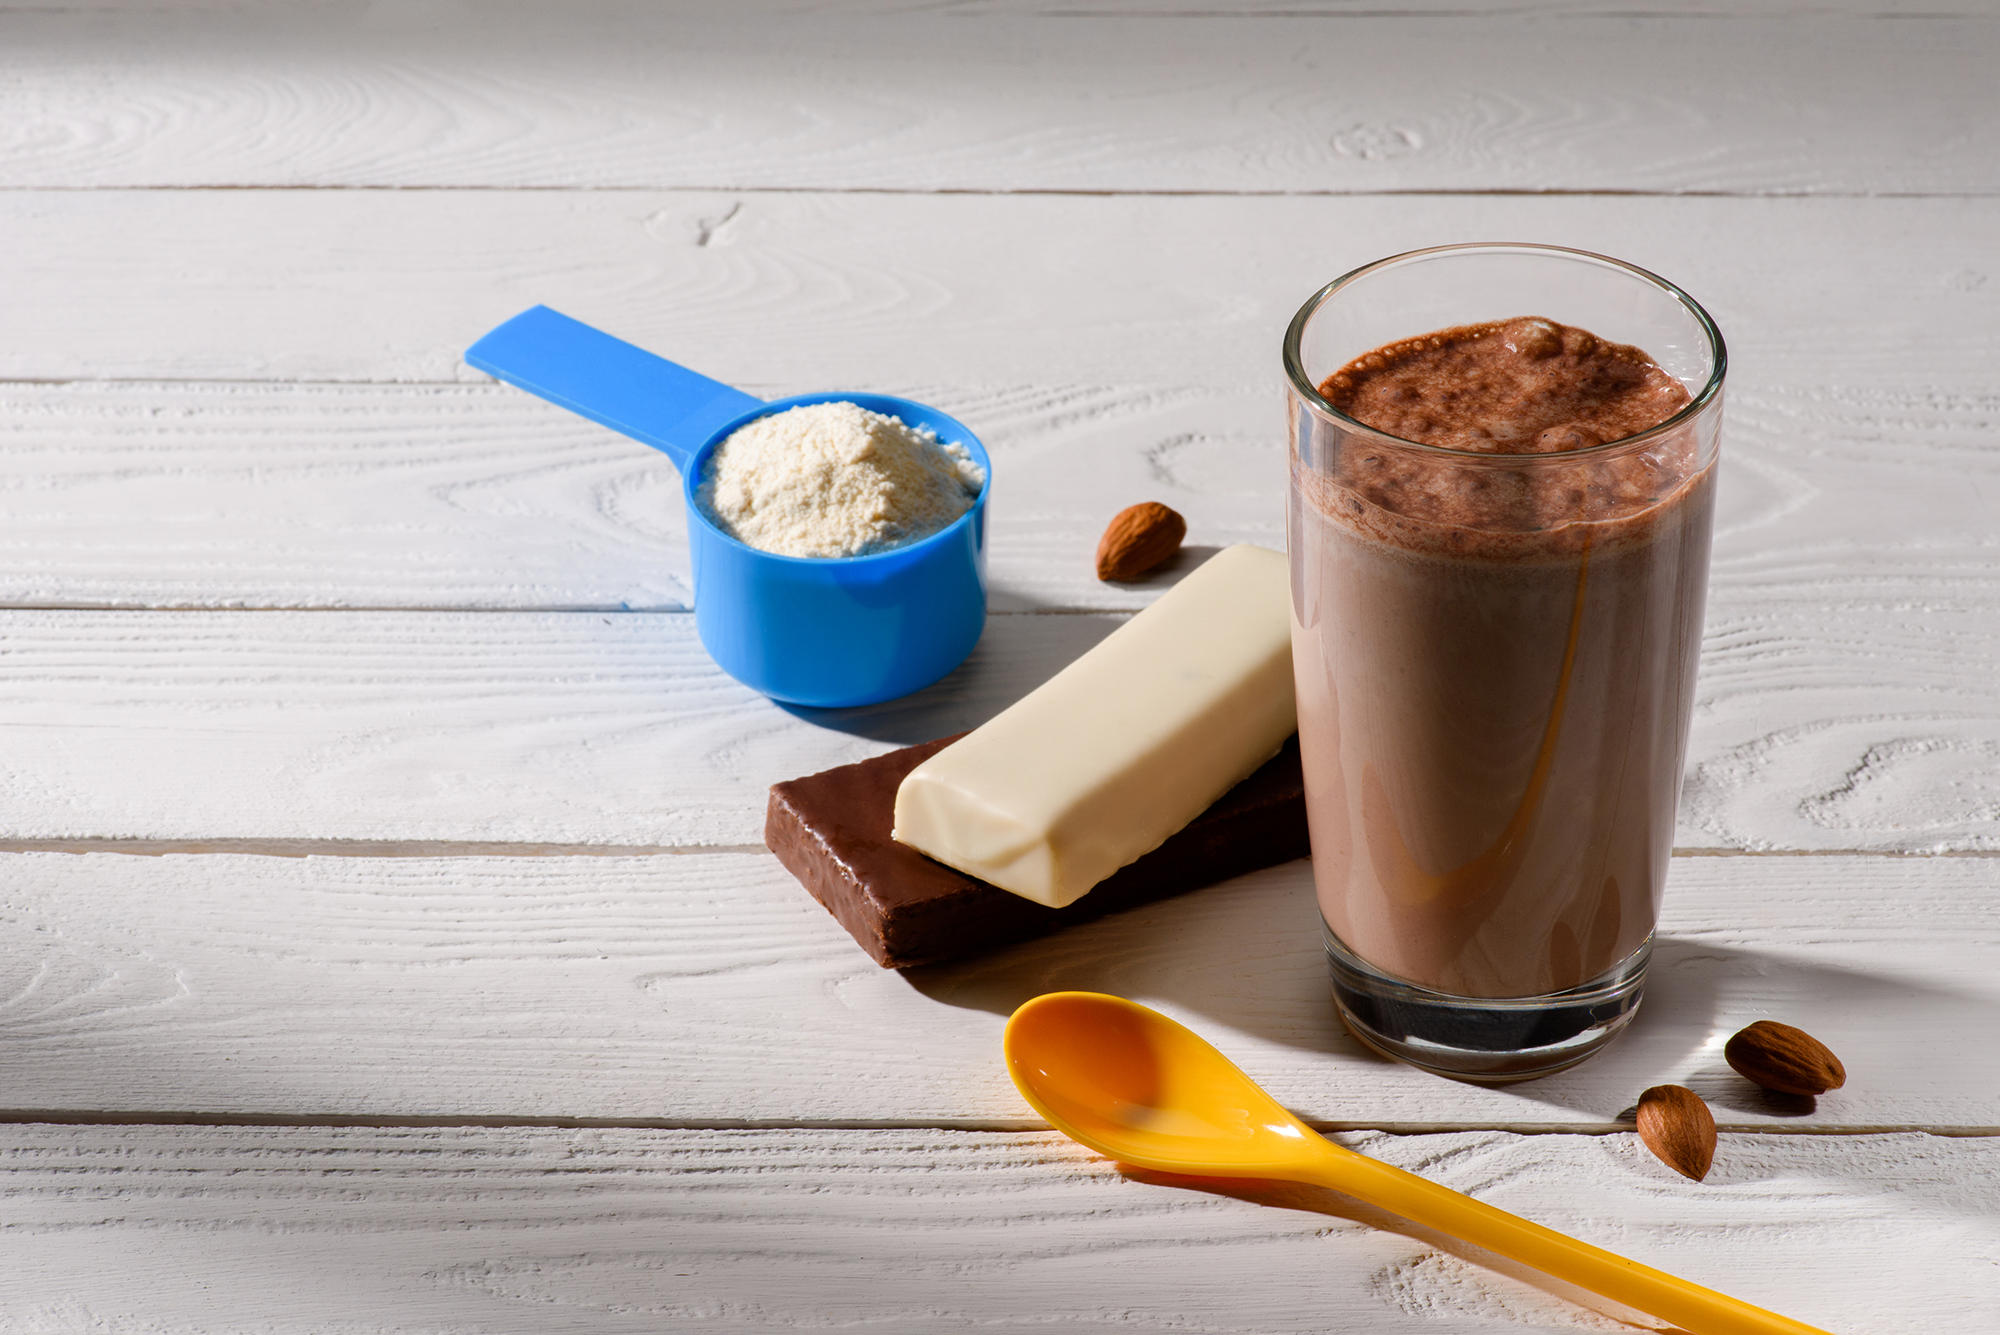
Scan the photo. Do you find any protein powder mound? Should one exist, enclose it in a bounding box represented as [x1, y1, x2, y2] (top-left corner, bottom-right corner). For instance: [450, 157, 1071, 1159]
[696, 401, 986, 559]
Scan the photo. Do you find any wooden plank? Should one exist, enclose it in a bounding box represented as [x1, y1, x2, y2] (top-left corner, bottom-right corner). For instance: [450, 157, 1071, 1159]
[0, 608, 1056, 848]
[2, 192, 1998, 387]
[0, 377, 1991, 857]
[0, 201, 1990, 852]
[0, 596, 1990, 851]
[12, 380, 1991, 628]
[0, 378, 1289, 614]
[0, 380, 701, 611]
[0, 1122, 1987, 1331]
[0, 7, 1983, 1315]
[0, 0, 1978, 14]
[2, 8, 1997, 195]
[971, 0, 1984, 11]
[0, 849, 1990, 1128]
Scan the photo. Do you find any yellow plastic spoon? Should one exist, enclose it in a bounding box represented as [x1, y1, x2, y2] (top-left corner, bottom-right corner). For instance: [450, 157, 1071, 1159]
[1003, 991, 1833, 1335]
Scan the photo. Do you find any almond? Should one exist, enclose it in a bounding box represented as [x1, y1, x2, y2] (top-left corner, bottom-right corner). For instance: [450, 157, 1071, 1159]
[1724, 1021, 1846, 1096]
[1636, 1084, 1716, 1182]
[1095, 502, 1187, 581]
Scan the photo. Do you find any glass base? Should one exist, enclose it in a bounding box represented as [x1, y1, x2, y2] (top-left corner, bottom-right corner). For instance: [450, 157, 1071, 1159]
[1326, 922, 1649, 1083]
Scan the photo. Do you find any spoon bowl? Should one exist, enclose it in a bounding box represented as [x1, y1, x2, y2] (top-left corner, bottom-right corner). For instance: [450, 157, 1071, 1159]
[1004, 989, 1320, 1176]
[1004, 992, 1831, 1335]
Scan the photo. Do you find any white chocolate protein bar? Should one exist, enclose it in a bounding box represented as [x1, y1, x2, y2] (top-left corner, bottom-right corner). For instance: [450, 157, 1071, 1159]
[892, 543, 1297, 908]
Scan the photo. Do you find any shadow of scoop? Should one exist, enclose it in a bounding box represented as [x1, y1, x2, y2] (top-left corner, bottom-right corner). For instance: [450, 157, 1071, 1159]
[776, 611, 1120, 745]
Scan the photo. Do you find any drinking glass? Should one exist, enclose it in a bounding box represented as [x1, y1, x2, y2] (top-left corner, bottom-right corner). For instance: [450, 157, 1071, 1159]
[1283, 244, 1725, 1081]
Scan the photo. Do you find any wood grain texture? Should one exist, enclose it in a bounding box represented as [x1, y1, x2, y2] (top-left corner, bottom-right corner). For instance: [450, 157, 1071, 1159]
[0, 196, 1993, 858]
[0, 1122, 1989, 1332]
[3, 6, 1997, 195]
[0, 849, 1990, 1128]
[0, 380, 702, 611]
[3, 192, 1998, 387]
[1689, 386, 2000, 853]
[0, 378, 1287, 614]
[0, 598, 1989, 851]
[0, 607, 1047, 847]
[3, 379, 1995, 626]
[0, 0, 1979, 13]
[1, 3, 1991, 1324]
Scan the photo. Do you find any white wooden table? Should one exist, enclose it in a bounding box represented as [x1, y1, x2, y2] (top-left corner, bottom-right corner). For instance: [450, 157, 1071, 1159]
[3, 2, 1996, 1329]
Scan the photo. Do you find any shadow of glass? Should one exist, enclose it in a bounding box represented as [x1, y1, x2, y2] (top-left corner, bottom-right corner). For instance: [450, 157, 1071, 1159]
[905, 858, 1999, 1123]
[1500, 936, 1996, 1117]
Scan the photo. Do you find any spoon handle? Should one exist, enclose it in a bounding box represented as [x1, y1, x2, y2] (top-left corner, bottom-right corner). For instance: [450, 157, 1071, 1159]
[1315, 1151, 1833, 1335]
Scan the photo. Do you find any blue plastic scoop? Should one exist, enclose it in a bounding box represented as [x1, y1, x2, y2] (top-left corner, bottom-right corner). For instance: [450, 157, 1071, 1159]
[467, 306, 989, 708]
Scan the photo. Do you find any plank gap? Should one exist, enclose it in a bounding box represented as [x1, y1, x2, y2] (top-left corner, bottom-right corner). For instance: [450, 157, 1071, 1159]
[0, 604, 1131, 616]
[0, 1109, 1990, 1137]
[0, 839, 770, 858]
[1, 841, 1989, 859]
[1673, 847, 2000, 859]
[0, 603, 695, 615]
[5, 184, 1997, 200]
[1034, 8, 1996, 19]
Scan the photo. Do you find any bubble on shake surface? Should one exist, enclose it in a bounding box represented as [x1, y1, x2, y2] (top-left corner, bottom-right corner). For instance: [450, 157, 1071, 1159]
[697, 401, 986, 559]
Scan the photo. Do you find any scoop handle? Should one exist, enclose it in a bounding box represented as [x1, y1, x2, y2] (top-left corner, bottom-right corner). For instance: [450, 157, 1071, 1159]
[1311, 1149, 1833, 1335]
[465, 305, 763, 474]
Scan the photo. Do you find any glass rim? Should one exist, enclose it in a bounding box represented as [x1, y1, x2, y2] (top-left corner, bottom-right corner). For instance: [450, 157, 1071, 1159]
[1281, 242, 1728, 462]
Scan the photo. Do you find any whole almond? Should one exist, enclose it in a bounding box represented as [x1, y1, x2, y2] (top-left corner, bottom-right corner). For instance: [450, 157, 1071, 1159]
[1636, 1084, 1716, 1182]
[1724, 1021, 1846, 1096]
[1095, 502, 1187, 581]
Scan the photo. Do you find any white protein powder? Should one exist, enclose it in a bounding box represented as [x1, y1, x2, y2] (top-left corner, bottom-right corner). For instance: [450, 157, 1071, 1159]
[696, 401, 986, 559]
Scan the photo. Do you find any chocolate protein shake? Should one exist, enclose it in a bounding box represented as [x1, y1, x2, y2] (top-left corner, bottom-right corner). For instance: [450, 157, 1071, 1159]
[1289, 316, 1715, 1005]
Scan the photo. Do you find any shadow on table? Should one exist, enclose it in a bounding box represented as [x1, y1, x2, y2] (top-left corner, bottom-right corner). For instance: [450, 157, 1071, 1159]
[769, 546, 1227, 746]
[901, 863, 1997, 1121]
[771, 597, 1120, 746]
[900, 860, 1365, 1062]
[1113, 1165, 1694, 1333]
[1527, 936, 1996, 1122]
